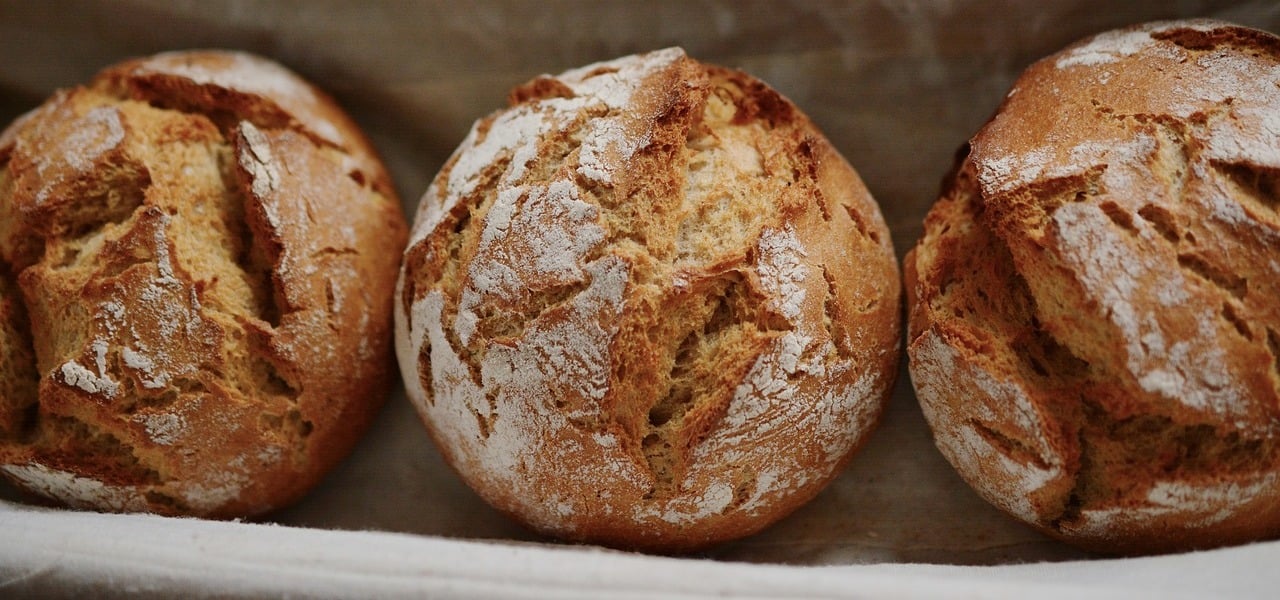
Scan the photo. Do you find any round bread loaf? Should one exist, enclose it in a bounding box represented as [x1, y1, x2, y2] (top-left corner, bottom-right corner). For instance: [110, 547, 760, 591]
[0, 51, 408, 518]
[907, 20, 1280, 554]
[396, 48, 900, 551]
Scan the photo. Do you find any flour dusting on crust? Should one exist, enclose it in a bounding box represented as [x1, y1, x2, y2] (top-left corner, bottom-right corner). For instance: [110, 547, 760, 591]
[0, 463, 148, 512]
[911, 330, 1064, 523]
[399, 48, 898, 549]
[914, 20, 1280, 552]
[131, 51, 344, 145]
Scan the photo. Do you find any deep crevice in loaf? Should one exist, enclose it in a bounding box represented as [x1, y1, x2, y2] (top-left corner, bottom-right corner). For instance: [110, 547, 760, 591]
[474, 280, 590, 345]
[638, 271, 791, 495]
[634, 69, 836, 494]
[1153, 26, 1280, 58]
[969, 418, 1053, 471]
[1267, 328, 1280, 396]
[113, 72, 390, 197]
[1137, 204, 1181, 243]
[1215, 161, 1280, 223]
[0, 271, 39, 442]
[1221, 301, 1254, 341]
[638, 267, 796, 491]
[821, 267, 854, 359]
[49, 167, 151, 272]
[143, 488, 190, 513]
[1058, 404, 1278, 528]
[0, 167, 38, 442]
[1177, 252, 1249, 299]
[931, 64, 1280, 540]
[33, 413, 162, 486]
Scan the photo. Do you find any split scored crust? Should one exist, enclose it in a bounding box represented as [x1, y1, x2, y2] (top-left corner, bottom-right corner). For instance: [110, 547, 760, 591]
[397, 48, 900, 552]
[907, 20, 1280, 554]
[0, 51, 408, 518]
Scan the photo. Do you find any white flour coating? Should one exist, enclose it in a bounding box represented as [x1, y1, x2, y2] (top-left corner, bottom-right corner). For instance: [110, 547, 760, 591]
[59, 360, 121, 398]
[121, 347, 165, 389]
[975, 148, 1053, 196]
[910, 329, 1063, 523]
[1069, 473, 1280, 538]
[1155, 278, 1191, 307]
[326, 276, 345, 315]
[1052, 21, 1213, 70]
[135, 412, 185, 445]
[650, 480, 735, 526]
[61, 106, 126, 173]
[399, 47, 887, 536]
[356, 311, 372, 361]
[989, 22, 1280, 198]
[756, 227, 808, 320]
[174, 455, 253, 514]
[91, 339, 110, 378]
[978, 136, 1156, 198]
[123, 214, 200, 399]
[409, 257, 650, 532]
[151, 218, 181, 288]
[1164, 37, 1275, 163]
[642, 230, 881, 521]
[0, 463, 148, 512]
[133, 51, 343, 145]
[1051, 204, 1243, 418]
[976, 28, 1280, 419]
[561, 47, 683, 185]
[410, 47, 685, 249]
[577, 120, 641, 184]
[238, 121, 280, 202]
[53, 211, 200, 447]
[456, 179, 605, 346]
[557, 47, 684, 109]
[32, 104, 125, 205]
[1055, 28, 1159, 69]
[443, 107, 550, 206]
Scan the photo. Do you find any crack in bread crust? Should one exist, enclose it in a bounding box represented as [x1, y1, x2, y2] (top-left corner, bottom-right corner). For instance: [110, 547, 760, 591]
[397, 48, 900, 552]
[909, 20, 1280, 555]
[0, 51, 407, 519]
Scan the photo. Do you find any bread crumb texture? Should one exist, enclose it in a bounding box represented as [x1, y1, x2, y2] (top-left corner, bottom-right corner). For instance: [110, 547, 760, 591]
[0, 51, 408, 518]
[396, 48, 900, 551]
[907, 20, 1280, 554]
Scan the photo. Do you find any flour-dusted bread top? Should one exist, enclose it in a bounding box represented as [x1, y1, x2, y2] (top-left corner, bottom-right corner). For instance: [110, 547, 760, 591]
[907, 20, 1280, 554]
[396, 48, 900, 552]
[0, 50, 408, 518]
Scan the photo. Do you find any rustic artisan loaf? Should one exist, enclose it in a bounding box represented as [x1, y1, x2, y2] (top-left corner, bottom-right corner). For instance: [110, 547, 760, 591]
[0, 50, 408, 518]
[907, 20, 1280, 554]
[396, 47, 900, 552]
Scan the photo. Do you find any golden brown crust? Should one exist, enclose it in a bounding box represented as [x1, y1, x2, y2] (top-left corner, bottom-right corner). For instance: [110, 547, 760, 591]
[396, 48, 899, 552]
[0, 50, 408, 518]
[908, 20, 1280, 554]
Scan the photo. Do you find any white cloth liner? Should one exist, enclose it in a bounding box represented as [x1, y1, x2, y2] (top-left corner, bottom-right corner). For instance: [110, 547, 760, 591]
[1, 498, 1273, 599]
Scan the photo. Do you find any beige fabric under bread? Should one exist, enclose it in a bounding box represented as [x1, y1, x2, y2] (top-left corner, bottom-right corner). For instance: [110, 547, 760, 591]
[907, 20, 1280, 554]
[0, 50, 408, 518]
[396, 47, 900, 552]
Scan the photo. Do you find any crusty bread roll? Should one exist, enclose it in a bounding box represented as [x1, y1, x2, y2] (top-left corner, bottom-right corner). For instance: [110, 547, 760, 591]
[396, 48, 900, 551]
[0, 51, 408, 518]
[907, 20, 1280, 554]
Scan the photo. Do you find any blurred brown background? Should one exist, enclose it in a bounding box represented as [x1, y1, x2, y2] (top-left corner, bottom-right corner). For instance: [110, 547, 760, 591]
[1, 0, 1277, 565]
